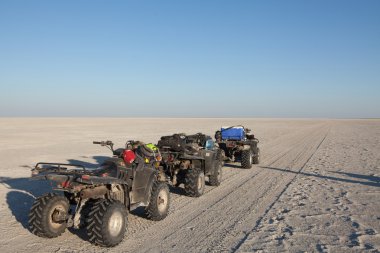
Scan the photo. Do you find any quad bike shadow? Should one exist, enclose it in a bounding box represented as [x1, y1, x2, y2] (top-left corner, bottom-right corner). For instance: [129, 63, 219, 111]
[168, 185, 187, 196]
[67, 156, 109, 169]
[2, 176, 51, 229]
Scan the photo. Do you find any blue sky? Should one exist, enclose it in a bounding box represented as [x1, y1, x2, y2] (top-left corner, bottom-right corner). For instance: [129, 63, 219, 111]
[0, 0, 379, 118]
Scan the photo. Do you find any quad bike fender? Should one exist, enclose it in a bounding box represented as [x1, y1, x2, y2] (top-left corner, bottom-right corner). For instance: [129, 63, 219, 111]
[130, 165, 157, 205]
[246, 141, 259, 155]
[199, 150, 216, 176]
[242, 145, 251, 150]
[144, 171, 159, 206]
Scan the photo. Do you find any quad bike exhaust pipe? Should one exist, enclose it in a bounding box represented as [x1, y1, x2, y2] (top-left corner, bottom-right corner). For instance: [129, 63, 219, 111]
[80, 185, 108, 199]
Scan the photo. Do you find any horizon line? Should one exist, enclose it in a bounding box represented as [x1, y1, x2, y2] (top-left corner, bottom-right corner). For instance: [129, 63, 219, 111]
[0, 116, 379, 120]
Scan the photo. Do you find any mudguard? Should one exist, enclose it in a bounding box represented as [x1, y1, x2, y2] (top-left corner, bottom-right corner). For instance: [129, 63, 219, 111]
[144, 170, 159, 205]
[130, 163, 158, 205]
[243, 145, 251, 150]
[100, 158, 132, 182]
[199, 150, 217, 175]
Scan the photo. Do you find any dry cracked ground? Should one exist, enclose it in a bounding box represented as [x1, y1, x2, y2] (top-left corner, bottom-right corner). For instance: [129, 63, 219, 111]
[0, 118, 379, 253]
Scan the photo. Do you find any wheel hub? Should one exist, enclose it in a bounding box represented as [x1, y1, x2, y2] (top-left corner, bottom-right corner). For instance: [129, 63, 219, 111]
[217, 165, 222, 181]
[49, 205, 67, 229]
[52, 208, 67, 223]
[198, 174, 204, 191]
[157, 189, 168, 213]
[108, 211, 124, 237]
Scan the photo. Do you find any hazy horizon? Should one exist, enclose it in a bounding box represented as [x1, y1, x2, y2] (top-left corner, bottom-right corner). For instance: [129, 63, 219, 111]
[1, 116, 379, 120]
[1, 1, 379, 118]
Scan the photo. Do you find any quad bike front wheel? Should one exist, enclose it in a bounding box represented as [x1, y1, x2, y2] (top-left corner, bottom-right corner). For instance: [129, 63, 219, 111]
[216, 149, 225, 162]
[185, 168, 205, 197]
[86, 199, 128, 247]
[146, 180, 170, 221]
[253, 148, 260, 164]
[29, 193, 70, 238]
[241, 149, 253, 169]
[209, 160, 223, 186]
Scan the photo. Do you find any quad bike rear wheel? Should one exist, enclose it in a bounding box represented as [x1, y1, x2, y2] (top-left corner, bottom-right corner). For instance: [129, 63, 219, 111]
[86, 199, 127, 247]
[185, 168, 205, 197]
[145, 180, 170, 221]
[241, 149, 253, 169]
[209, 160, 223, 186]
[29, 193, 69, 238]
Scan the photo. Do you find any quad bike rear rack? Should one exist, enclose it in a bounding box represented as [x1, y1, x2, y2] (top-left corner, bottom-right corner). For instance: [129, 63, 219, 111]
[33, 162, 87, 173]
[31, 163, 87, 181]
[31, 162, 126, 185]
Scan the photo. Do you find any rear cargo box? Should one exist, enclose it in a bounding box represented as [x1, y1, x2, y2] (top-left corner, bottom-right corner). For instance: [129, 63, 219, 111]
[221, 127, 245, 140]
[157, 134, 187, 152]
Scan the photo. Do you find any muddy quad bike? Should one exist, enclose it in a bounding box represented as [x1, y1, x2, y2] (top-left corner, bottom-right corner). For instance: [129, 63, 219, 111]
[157, 133, 224, 197]
[215, 126, 260, 169]
[28, 140, 170, 247]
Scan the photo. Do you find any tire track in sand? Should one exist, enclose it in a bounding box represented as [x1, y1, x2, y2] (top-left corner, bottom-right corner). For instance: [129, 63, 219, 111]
[230, 125, 330, 252]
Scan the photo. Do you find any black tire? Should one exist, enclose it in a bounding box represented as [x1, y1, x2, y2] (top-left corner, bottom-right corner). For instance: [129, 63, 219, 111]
[241, 149, 253, 169]
[216, 148, 225, 162]
[79, 199, 98, 228]
[215, 131, 222, 141]
[253, 148, 260, 164]
[29, 193, 69, 238]
[145, 181, 170, 221]
[184, 168, 205, 197]
[86, 199, 128, 247]
[209, 160, 223, 186]
[246, 134, 255, 140]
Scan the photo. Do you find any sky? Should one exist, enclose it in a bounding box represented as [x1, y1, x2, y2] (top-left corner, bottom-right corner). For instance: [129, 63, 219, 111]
[0, 0, 379, 118]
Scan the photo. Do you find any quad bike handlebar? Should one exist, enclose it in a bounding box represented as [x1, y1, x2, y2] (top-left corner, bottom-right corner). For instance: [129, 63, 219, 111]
[93, 140, 113, 146]
[93, 140, 115, 153]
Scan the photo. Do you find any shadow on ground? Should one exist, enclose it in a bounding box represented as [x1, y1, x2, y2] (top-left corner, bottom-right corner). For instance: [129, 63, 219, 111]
[169, 185, 187, 196]
[329, 171, 380, 185]
[130, 206, 148, 218]
[67, 156, 109, 169]
[224, 163, 243, 169]
[262, 166, 380, 187]
[1, 176, 52, 229]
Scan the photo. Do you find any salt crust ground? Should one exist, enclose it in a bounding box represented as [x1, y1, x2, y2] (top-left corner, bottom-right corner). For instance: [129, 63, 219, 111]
[0, 118, 378, 253]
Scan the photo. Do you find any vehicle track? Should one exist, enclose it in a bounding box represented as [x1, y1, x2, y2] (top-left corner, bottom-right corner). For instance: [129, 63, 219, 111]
[231, 126, 330, 252]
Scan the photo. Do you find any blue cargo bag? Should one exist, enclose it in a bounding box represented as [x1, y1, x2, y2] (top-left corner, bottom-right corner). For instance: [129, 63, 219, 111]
[221, 127, 245, 140]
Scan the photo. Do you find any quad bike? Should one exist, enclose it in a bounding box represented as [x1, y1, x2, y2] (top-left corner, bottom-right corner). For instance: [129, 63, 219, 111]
[156, 133, 224, 197]
[215, 126, 260, 169]
[28, 140, 170, 247]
